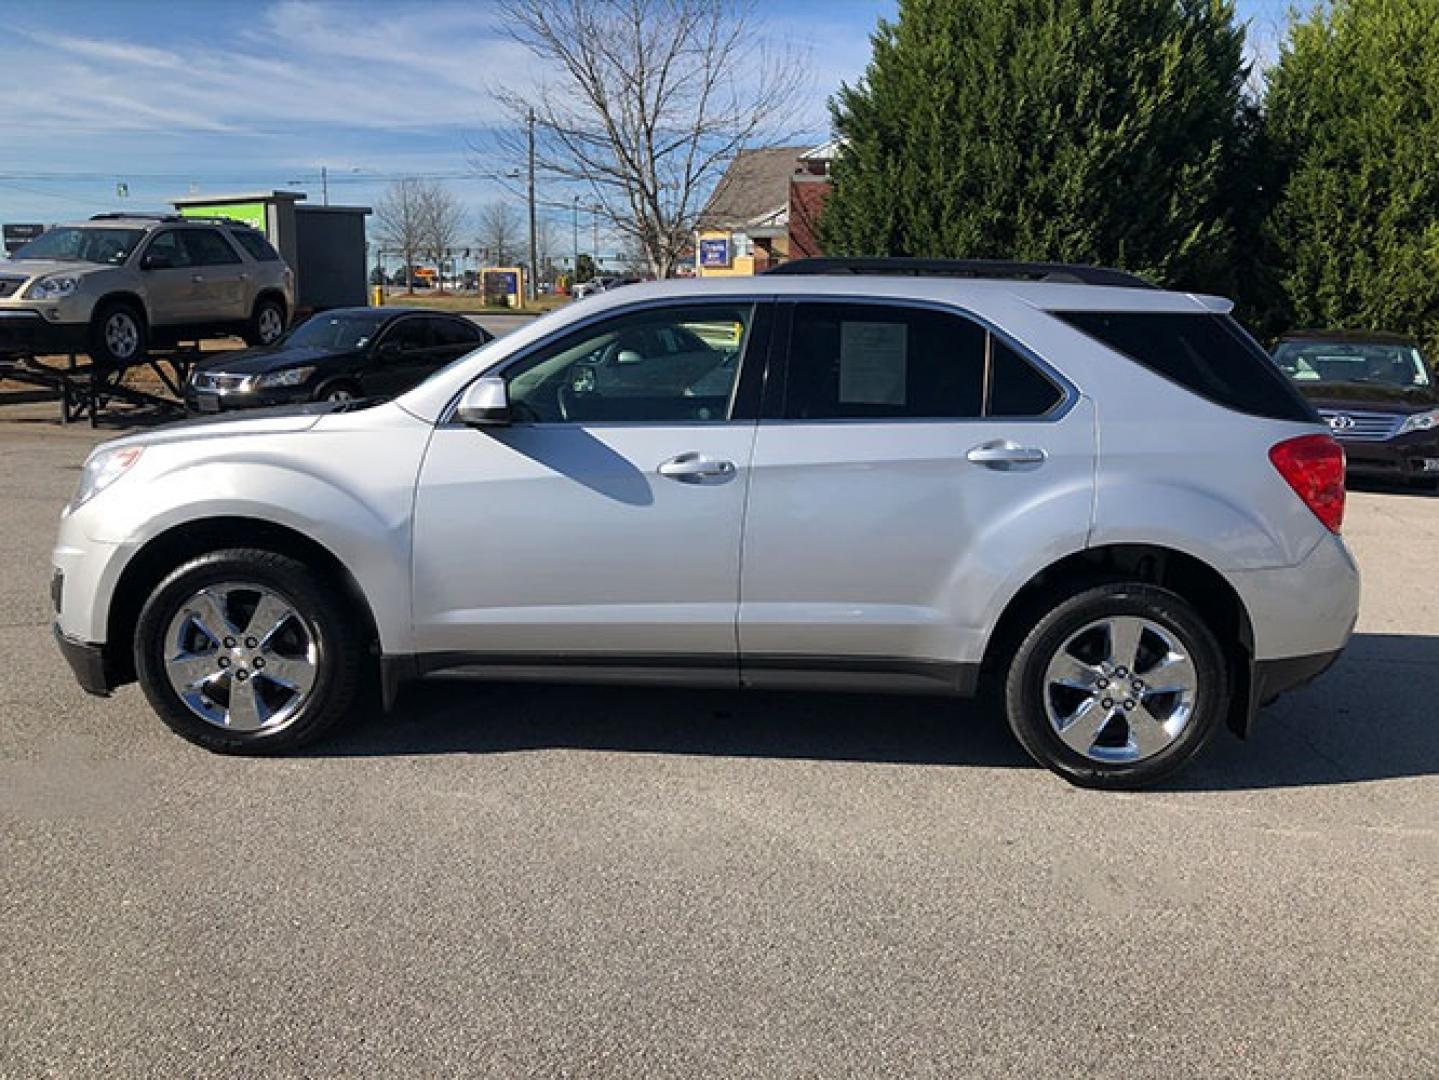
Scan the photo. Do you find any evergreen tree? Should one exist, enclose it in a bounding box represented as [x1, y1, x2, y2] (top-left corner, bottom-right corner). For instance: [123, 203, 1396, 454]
[1265, 0, 1439, 348]
[821, 0, 1252, 293]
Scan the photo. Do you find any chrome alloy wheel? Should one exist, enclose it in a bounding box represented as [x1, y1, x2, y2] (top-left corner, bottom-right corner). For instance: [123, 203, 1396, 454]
[162, 582, 319, 732]
[257, 306, 284, 343]
[325, 387, 355, 402]
[1042, 616, 1199, 764]
[105, 311, 140, 361]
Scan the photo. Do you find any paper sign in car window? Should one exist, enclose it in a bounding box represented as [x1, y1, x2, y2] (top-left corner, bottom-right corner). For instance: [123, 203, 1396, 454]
[839, 321, 908, 406]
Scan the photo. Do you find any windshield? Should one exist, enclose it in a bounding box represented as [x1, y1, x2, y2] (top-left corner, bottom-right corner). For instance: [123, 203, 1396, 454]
[1273, 341, 1431, 388]
[283, 313, 387, 351]
[12, 227, 144, 265]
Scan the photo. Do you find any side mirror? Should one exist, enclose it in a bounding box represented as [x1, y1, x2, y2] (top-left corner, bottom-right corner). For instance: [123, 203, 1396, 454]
[376, 339, 402, 359]
[455, 376, 511, 427]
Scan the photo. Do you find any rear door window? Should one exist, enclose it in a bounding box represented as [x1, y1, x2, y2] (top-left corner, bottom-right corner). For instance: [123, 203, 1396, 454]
[180, 228, 242, 266]
[780, 302, 1064, 420]
[1057, 311, 1316, 422]
[229, 229, 281, 262]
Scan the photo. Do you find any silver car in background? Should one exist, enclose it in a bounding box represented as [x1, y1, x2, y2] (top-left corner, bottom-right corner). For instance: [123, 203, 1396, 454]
[51, 259, 1358, 788]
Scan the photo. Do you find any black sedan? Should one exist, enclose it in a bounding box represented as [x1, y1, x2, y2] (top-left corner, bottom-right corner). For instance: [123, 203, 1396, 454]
[1273, 330, 1439, 489]
[186, 307, 491, 413]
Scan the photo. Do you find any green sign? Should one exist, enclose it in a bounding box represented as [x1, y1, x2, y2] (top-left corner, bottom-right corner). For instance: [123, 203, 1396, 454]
[179, 202, 267, 232]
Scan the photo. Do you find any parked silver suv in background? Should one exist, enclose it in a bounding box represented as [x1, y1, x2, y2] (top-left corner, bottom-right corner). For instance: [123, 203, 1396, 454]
[50, 259, 1358, 788]
[0, 213, 294, 366]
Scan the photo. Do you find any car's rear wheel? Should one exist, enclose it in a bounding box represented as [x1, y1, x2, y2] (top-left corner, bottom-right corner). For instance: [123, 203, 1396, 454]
[244, 296, 287, 347]
[1003, 582, 1228, 789]
[88, 302, 147, 367]
[134, 549, 367, 753]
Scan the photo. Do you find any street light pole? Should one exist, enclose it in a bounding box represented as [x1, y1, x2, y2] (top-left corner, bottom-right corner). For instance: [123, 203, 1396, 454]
[572, 195, 580, 286]
[527, 108, 538, 303]
[592, 206, 600, 272]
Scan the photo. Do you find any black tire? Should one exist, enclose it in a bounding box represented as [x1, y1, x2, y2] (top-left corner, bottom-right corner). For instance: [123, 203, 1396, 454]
[133, 548, 368, 754]
[243, 296, 287, 347]
[88, 301, 147, 367]
[1003, 582, 1229, 789]
[314, 380, 361, 404]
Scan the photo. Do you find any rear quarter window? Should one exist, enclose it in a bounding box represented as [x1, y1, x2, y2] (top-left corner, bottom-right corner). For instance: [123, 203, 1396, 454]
[1056, 311, 1317, 423]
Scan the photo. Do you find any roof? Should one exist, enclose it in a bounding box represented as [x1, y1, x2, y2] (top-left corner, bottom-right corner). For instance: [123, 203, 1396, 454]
[699, 147, 809, 228]
[1278, 329, 1419, 346]
[171, 191, 307, 206]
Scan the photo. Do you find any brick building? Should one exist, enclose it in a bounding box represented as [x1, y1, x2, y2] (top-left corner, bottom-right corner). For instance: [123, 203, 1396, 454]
[694, 142, 836, 276]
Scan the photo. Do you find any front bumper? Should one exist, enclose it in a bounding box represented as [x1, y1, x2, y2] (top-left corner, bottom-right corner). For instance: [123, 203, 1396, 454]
[184, 384, 314, 414]
[0, 309, 89, 358]
[1340, 430, 1439, 480]
[53, 623, 113, 697]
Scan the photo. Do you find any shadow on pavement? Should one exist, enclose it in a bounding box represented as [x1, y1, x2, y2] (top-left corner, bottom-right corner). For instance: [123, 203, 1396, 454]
[316, 633, 1438, 789]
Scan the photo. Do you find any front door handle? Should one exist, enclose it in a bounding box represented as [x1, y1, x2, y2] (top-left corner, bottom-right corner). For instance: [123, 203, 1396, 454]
[191, 275, 205, 284]
[657, 452, 737, 482]
[966, 440, 1047, 470]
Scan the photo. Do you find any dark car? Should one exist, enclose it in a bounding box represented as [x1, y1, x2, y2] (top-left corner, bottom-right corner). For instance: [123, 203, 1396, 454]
[185, 307, 492, 413]
[1273, 330, 1439, 489]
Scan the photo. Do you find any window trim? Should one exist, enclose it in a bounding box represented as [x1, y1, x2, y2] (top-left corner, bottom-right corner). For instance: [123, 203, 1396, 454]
[763, 296, 1076, 425]
[439, 297, 775, 429]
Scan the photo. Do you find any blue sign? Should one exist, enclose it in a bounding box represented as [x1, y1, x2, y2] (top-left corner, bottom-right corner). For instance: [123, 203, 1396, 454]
[699, 237, 731, 268]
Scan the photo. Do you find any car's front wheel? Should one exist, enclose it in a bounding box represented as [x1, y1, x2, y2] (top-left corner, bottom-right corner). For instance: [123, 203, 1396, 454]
[1003, 582, 1228, 789]
[88, 302, 147, 367]
[134, 549, 367, 753]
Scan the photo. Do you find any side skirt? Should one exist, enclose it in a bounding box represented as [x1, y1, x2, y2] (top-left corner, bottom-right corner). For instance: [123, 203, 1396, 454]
[379, 652, 980, 711]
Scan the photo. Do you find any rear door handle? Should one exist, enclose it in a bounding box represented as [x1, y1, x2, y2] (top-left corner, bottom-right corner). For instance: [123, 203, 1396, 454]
[658, 452, 737, 482]
[966, 440, 1047, 469]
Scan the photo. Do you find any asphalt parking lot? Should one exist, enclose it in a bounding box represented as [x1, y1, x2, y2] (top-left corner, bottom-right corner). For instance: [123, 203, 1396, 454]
[1, 415, 1435, 1078]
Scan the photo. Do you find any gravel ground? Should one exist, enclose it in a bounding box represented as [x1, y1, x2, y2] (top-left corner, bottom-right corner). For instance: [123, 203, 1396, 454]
[0, 416, 1434, 1078]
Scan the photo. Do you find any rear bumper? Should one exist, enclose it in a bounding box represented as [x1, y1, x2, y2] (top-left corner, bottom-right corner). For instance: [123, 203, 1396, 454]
[53, 623, 113, 697]
[1253, 647, 1344, 706]
[0, 309, 88, 357]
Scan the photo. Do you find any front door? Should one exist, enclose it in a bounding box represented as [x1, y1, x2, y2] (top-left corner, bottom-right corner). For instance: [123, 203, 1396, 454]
[411, 300, 769, 673]
[367, 315, 438, 398]
[139, 230, 199, 327]
[738, 300, 1095, 688]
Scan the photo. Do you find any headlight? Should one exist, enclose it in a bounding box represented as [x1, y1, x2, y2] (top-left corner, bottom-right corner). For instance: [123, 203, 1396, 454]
[1397, 408, 1439, 436]
[70, 446, 143, 510]
[27, 276, 80, 300]
[253, 366, 315, 388]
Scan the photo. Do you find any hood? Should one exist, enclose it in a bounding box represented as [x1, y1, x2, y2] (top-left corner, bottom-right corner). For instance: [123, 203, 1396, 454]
[0, 258, 100, 282]
[1293, 380, 1439, 413]
[195, 344, 358, 375]
[98, 402, 350, 454]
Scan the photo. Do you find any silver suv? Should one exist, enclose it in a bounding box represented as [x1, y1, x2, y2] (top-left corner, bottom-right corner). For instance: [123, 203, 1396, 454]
[50, 259, 1359, 788]
[0, 213, 294, 366]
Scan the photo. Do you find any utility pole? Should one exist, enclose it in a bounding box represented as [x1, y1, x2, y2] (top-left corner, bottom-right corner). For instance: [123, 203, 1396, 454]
[321, 165, 329, 207]
[527, 108, 538, 303]
[592, 206, 600, 272]
[572, 195, 580, 284]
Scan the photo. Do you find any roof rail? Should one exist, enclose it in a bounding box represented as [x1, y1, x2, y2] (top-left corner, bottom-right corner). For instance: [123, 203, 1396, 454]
[89, 212, 181, 222]
[764, 257, 1156, 290]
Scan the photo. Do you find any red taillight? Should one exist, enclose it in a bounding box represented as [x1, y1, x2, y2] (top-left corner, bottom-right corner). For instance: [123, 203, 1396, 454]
[1269, 434, 1346, 533]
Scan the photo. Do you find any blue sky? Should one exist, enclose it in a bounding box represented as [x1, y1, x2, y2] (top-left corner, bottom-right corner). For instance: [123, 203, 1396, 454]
[0, 0, 1293, 236]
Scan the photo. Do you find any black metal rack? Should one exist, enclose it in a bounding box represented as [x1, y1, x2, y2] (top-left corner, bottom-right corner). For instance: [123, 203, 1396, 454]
[0, 350, 197, 426]
[764, 257, 1155, 290]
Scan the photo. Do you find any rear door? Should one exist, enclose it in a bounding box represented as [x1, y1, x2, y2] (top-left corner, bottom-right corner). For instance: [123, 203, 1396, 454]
[366, 315, 437, 398]
[177, 228, 248, 322]
[738, 299, 1096, 689]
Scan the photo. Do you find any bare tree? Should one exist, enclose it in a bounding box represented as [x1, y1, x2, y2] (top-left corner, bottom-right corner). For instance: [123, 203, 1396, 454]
[476, 201, 523, 267]
[420, 183, 467, 294]
[490, 0, 807, 278]
[373, 179, 429, 295]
